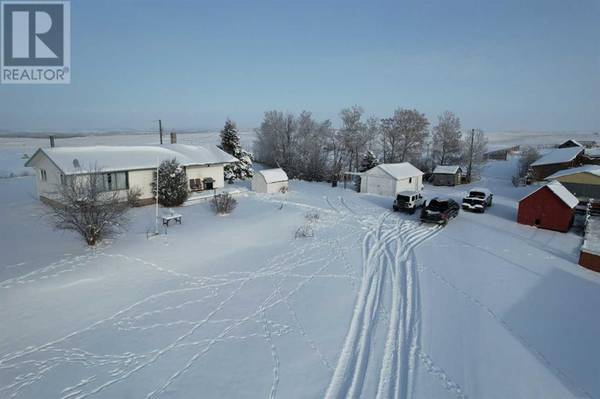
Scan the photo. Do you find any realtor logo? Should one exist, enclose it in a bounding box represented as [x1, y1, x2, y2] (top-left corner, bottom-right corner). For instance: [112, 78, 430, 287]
[1, 1, 70, 84]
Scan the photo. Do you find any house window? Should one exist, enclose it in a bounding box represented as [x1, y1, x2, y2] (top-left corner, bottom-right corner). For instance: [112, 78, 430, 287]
[60, 175, 67, 185]
[409, 177, 412, 183]
[40, 169, 47, 181]
[98, 172, 129, 191]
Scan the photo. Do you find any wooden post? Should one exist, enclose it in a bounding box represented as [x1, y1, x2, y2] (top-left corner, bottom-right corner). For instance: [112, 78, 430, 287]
[467, 128, 475, 182]
[158, 119, 163, 145]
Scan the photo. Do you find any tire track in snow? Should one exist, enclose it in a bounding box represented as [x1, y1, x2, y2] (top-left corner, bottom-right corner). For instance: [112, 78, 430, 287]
[325, 207, 442, 399]
[375, 222, 441, 399]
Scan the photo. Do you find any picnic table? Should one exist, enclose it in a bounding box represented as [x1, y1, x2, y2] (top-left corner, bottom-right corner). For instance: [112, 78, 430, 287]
[161, 212, 182, 226]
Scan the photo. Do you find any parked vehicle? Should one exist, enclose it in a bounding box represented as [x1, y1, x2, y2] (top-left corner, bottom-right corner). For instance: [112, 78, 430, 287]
[393, 190, 425, 214]
[420, 197, 460, 225]
[462, 188, 493, 213]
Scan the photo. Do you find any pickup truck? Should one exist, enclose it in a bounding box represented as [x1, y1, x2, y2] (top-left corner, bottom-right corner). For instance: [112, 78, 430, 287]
[393, 191, 425, 214]
[420, 198, 460, 225]
[462, 188, 493, 213]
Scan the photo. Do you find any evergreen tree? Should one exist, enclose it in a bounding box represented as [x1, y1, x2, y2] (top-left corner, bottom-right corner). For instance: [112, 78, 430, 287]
[151, 159, 188, 207]
[220, 118, 241, 155]
[359, 150, 379, 172]
[219, 119, 254, 180]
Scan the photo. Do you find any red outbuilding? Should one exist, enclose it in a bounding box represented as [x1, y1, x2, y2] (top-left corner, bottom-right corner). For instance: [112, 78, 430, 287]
[517, 181, 579, 232]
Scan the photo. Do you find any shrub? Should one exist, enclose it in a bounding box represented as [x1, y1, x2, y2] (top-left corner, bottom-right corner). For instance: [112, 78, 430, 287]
[46, 168, 132, 246]
[295, 224, 314, 238]
[305, 210, 320, 222]
[211, 192, 237, 215]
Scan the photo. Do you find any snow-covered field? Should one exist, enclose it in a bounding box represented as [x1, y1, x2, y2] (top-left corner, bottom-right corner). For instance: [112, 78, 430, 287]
[1, 152, 600, 398]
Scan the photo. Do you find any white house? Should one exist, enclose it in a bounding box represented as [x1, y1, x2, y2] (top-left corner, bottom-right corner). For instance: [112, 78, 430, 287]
[360, 163, 424, 196]
[252, 168, 289, 193]
[24, 144, 238, 206]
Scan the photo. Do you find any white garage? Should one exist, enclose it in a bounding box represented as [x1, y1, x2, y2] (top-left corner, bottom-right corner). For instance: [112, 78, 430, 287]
[360, 163, 424, 197]
[252, 168, 289, 193]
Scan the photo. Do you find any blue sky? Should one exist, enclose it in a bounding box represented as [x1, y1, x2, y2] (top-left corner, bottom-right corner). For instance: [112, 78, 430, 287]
[1, 0, 599, 132]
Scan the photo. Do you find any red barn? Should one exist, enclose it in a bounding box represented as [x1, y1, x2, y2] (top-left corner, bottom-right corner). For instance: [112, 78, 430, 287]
[517, 181, 578, 232]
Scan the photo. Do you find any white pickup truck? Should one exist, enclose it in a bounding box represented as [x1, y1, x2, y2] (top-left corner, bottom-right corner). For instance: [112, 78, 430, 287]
[461, 188, 493, 213]
[393, 191, 426, 214]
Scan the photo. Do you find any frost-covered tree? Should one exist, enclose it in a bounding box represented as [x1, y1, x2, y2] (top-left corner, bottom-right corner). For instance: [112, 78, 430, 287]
[462, 128, 488, 181]
[338, 106, 369, 171]
[432, 111, 462, 165]
[254, 110, 331, 181]
[254, 110, 297, 173]
[152, 159, 188, 207]
[519, 146, 540, 177]
[220, 119, 254, 180]
[359, 150, 379, 172]
[381, 108, 429, 163]
[295, 111, 331, 181]
[46, 166, 136, 246]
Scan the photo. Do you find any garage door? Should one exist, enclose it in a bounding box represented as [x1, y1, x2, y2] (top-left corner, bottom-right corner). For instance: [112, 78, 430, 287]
[366, 176, 395, 197]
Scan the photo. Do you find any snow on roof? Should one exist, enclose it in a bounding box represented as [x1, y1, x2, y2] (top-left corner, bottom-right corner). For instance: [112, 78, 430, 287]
[371, 163, 424, 180]
[257, 168, 288, 183]
[433, 165, 462, 174]
[585, 148, 600, 157]
[26, 144, 238, 174]
[559, 139, 583, 148]
[582, 216, 600, 255]
[546, 165, 600, 180]
[520, 181, 578, 208]
[530, 146, 583, 167]
[469, 187, 492, 196]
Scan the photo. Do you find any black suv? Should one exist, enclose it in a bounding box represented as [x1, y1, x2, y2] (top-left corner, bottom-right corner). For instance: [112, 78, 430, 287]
[420, 197, 460, 225]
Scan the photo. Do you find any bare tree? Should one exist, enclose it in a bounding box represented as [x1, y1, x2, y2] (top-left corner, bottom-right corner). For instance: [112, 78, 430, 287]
[255, 110, 332, 181]
[381, 108, 429, 163]
[296, 111, 331, 181]
[45, 167, 136, 245]
[338, 106, 368, 171]
[254, 110, 297, 172]
[211, 192, 237, 215]
[364, 116, 381, 153]
[432, 111, 462, 165]
[519, 146, 540, 177]
[462, 128, 488, 181]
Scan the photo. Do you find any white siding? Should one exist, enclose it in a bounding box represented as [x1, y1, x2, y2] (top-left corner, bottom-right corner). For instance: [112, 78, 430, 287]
[186, 165, 225, 189]
[252, 174, 289, 193]
[395, 175, 423, 193]
[128, 169, 155, 199]
[30, 153, 63, 199]
[360, 166, 423, 196]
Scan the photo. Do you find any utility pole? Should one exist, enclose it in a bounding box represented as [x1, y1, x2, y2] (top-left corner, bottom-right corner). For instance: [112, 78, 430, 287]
[154, 157, 159, 235]
[467, 128, 475, 182]
[158, 119, 163, 145]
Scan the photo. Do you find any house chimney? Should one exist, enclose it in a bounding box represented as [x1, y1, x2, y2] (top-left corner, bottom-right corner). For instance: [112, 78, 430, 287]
[49, 135, 55, 148]
[170, 132, 177, 144]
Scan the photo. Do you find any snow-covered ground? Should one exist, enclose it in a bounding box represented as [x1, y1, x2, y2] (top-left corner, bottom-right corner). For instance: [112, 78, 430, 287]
[1, 156, 600, 399]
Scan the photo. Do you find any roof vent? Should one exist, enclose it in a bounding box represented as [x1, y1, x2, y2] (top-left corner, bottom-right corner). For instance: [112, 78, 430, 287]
[73, 158, 80, 169]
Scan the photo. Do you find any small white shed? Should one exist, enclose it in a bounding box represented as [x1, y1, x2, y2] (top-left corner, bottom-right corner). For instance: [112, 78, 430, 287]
[360, 163, 424, 197]
[252, 168, 289, 193]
